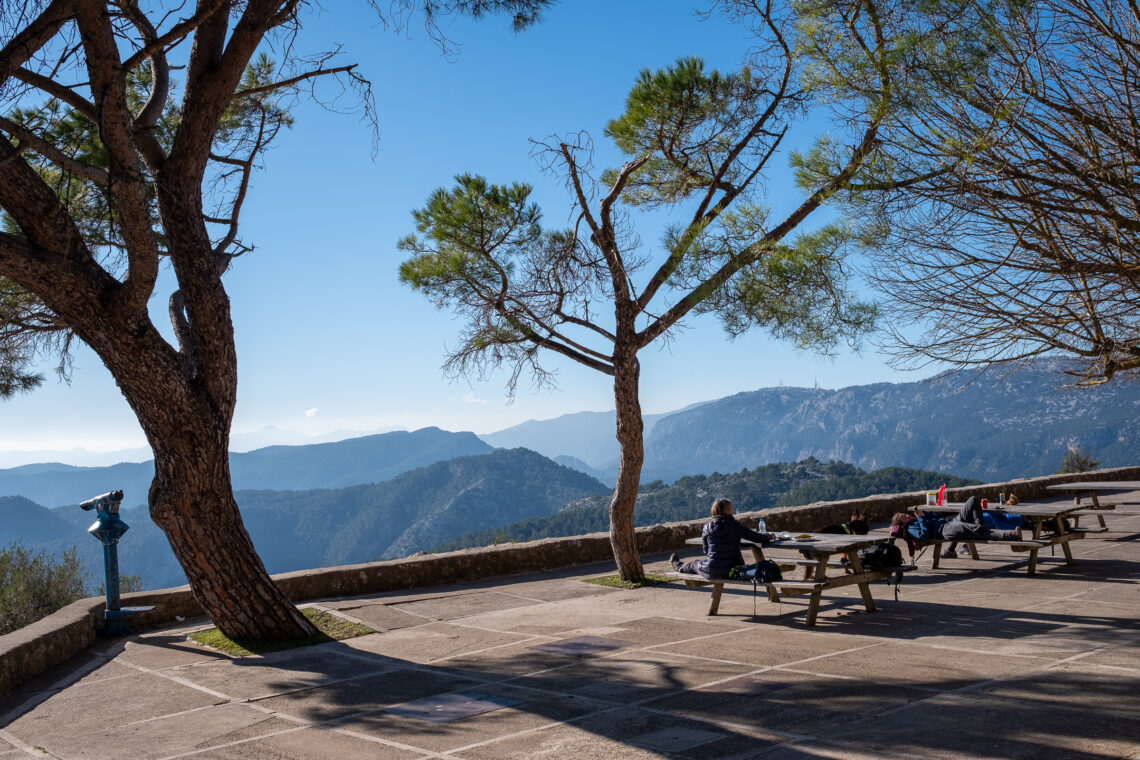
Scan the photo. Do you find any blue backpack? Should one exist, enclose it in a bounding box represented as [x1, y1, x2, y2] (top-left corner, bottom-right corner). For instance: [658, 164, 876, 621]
[984, 511, 1026, 530]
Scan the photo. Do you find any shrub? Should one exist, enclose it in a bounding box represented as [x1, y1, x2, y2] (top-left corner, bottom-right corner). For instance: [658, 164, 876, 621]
[1057, 445, 1099, 474]
[0, 542, 88, 635]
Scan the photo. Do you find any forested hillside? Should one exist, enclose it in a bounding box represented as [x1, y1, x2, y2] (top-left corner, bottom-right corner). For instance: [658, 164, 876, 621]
[631, 359, 1138, 483]
[434, 458, 980, 550]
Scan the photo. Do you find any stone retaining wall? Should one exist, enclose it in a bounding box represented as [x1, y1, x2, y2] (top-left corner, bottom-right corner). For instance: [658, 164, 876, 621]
[4, 465, 1138, 695]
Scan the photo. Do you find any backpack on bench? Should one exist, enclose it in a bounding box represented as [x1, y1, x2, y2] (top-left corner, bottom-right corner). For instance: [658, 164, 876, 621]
[729, 559, 783, 583]
[856, 542, 905, 570]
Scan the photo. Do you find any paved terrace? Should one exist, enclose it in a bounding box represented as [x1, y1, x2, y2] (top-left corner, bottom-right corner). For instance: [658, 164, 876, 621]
[2, 510, 1138, 760]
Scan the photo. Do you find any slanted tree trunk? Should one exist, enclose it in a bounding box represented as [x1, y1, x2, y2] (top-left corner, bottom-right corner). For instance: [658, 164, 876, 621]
[88, 281, 316, 640]
[609, 344, 645, 583]
[148, 433, 313, 640]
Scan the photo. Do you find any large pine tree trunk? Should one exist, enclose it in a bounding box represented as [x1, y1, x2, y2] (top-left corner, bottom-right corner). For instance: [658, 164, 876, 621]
[147, 428, 314, 640]
[609, 347, 646, 582]
[106, 324, 316, 641]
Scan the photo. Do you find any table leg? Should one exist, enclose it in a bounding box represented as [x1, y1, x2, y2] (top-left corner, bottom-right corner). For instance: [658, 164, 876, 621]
[931, 541, 943, 569]
[1055, 516, 1075, 565]
[846, 553, 878, 614]
[1076, 493, 1106, 528]
[1026, 519, 1043, 575]
[805, 588, 823, 627]
[707, 584, 723, 616]
[967, 542, 979, 560]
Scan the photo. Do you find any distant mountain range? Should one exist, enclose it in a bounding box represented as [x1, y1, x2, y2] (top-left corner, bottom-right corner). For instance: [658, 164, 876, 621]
[483, 358, 1138, 483]
[0, 427, 491, 507]
[5, 356, 1136, 592]
[3, 448, 606, 590]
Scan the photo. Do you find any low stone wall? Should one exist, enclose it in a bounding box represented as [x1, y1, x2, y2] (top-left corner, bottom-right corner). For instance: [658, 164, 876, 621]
[4, 465, 1138, 695]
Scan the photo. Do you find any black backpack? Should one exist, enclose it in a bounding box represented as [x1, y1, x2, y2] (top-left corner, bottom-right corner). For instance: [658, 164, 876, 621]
[729, 559, 783, 583]
[857, 542, 904, 570]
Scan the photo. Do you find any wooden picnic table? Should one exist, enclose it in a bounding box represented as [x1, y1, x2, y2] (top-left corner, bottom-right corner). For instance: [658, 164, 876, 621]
[1045, 481, 1140, 526]
[908, 501, 1095, 574]
[674, 533, 910, 626]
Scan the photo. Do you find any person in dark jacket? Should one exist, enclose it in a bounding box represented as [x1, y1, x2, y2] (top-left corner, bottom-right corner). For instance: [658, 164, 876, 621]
[928, 496, 1022, 558]
[670, 498, 773, 579]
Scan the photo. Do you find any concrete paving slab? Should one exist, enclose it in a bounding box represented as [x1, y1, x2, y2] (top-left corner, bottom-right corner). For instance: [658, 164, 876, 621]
[460, 575, 619, 603]
[384, 690, 523, 722]
[385, 591, 540, 621]
[1078, 583, 1140, 604]
[425, 640, 587, 680]
[651, 624, 880, 667]
[453, 593, 672, 634]
[25, 702, 281, 760]
[189, 726, 426, 759]
[826, 691, 1140, 760]
[4, 670, 222, 741]
[342, 622, 537, 664]
[455, 704, 788, 760]
[336, 683, 612, 753]
[0, 642, 123, 716]
[254, 667, 484, 723]
[651, 668, 934, 735]
[117, 633, 234, 670]
[528, 635, 632, 656]
[171, 644, 393, 700]
[631, 725, 726, 751]
[968, 661, 1140, 719]
[517, 651, 755, 703]
[608, 615, 751, 646]
[1079, 641, 1140, 669]
[306, 602, 428, 632]
[775, 640, 1047, 687]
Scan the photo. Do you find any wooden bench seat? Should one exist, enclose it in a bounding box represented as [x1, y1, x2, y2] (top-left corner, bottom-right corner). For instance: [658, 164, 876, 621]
[666, 563, 916, 626]
[902, 530, 1091, 572]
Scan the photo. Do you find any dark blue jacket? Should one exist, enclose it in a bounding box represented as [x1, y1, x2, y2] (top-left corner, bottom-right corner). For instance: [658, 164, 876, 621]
[698, 515, 771, 579]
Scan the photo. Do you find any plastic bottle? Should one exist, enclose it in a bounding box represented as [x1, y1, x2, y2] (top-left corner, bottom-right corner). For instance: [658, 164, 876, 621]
[756, 517, 767, 535]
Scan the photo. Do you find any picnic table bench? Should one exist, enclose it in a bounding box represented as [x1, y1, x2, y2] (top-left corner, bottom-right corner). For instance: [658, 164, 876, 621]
[906, 501, 1096, 575]
[1046, 481, 1140, 528]
[669, 534, 916, 626]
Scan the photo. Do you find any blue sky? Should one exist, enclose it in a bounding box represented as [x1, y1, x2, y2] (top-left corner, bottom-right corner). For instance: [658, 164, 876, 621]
[0, 1, 934, 461]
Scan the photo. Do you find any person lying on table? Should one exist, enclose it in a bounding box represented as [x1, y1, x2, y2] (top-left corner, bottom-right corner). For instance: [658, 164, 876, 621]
[922, 496, 1022, 559]
[670, 498, 774, 579]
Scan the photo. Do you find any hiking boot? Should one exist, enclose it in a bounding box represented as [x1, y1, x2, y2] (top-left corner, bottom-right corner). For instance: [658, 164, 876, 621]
[940, 549, 956, 559]
[958, 545, 971, 555]
[670, 553, 682, 571]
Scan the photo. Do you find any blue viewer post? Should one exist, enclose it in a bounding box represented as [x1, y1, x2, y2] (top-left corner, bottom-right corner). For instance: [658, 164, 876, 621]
[80, 490, 154, 636]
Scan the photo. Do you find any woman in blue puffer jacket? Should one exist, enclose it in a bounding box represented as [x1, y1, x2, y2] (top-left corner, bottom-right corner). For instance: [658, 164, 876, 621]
[671, 498, 774, 579]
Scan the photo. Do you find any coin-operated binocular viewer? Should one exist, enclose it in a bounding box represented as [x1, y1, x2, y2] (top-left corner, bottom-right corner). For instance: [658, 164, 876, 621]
[80, 490, 154, 636]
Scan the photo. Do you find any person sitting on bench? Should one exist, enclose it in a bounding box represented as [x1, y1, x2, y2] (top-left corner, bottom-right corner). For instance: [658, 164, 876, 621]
[924, 496, 1022, 559]
[670, 498, 773, 579]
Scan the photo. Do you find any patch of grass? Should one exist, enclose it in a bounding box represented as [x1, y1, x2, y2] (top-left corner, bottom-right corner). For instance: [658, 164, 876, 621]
[583, 573, 671, 590]
[187, 607, 374, 656]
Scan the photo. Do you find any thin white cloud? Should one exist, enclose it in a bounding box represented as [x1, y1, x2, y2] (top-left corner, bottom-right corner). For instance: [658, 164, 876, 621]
[305, 408, 320, 418]
[462, 392, 488, 405]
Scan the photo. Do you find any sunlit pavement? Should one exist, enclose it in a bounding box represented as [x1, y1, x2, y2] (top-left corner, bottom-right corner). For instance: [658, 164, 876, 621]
[2, 510, 1138, 760]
